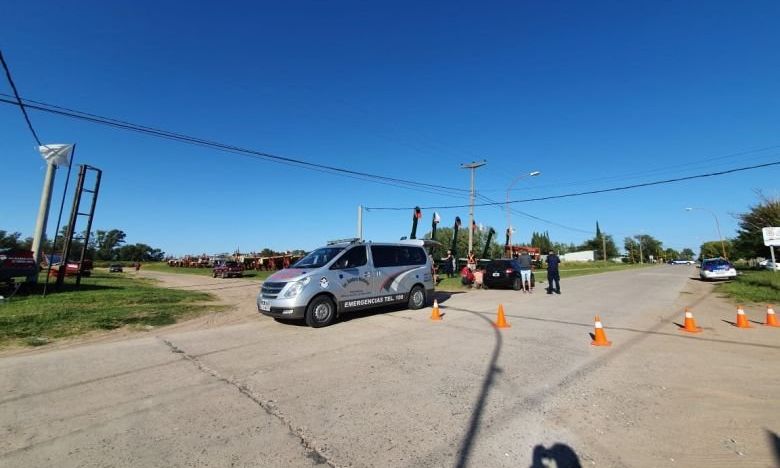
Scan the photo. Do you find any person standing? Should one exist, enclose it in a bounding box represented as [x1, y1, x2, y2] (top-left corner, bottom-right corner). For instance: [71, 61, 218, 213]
[546, 250, 561, 294]
[517, 251, 533, 293]
[467, 250, 477, 271]
[444, 250, 455, 278]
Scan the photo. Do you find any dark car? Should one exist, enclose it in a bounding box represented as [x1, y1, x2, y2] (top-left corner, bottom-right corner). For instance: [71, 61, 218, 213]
[0, 248, 37, 284]
[483, 259, 528, 290]
[213, 260, 243, 278]
[109, 263, 123, 273]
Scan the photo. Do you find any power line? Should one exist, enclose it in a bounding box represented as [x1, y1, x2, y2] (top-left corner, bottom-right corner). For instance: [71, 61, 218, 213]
[0, 51, 43, 146]
[366, 160, 780, 210]
[0, 93, 469, 197]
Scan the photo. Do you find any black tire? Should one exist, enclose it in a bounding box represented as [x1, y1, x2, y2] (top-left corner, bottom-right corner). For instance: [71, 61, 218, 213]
[212, 272, 217, 278]
[408, 285, 426, 310]
[512, 278, 522, 291]
[305, 295, 336, 328]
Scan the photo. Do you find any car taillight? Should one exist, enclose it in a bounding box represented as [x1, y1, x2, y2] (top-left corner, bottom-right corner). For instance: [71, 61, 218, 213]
[505, 268, 513, 274]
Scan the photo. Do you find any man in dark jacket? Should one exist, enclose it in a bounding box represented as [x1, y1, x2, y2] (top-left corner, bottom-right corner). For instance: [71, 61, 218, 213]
[546, 250, 561, 294]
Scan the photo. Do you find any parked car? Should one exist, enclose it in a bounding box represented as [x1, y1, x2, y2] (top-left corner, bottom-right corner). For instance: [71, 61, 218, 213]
[483, 259, 534, 290]
[761, 260, 780, 271]
[213, 260, 243, 278]
[699, 258, 737, 280]
[670, 259, 695, 265]
[48, 259, 94, 277]
[108, 263, 124, 273]
[0, 248, 37, 284]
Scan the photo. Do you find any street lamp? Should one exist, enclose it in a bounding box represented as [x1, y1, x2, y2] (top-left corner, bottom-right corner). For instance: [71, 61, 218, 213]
[685, 207, 727, 258]
[506, 171, 541, 249]
[461, 160, 487, 259]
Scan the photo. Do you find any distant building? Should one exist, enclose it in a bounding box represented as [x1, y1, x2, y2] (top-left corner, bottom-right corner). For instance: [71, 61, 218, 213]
[560, 250, 595, 262]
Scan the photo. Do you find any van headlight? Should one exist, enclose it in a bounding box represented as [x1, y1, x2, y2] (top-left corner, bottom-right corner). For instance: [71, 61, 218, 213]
[284, 277, 310, 298]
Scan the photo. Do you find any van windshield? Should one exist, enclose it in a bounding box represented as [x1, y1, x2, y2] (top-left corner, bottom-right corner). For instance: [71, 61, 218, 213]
[292, 247, 345, 269]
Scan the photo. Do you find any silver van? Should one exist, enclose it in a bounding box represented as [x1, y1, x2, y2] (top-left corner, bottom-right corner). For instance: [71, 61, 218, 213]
[257, 239, 436, 327]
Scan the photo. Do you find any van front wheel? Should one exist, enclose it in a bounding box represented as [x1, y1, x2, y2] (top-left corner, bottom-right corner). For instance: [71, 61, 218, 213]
[306, 296, 336, 328]
[408, 285, 426, 310]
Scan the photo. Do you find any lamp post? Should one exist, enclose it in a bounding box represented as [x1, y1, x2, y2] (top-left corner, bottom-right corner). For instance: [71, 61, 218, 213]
[685, 207, 727, 258]
[506, 171, 541, 249]
[461, 160, 487, 259]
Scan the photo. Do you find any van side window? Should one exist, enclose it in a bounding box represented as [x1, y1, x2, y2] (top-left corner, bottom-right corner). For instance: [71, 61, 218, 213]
[371, 246, 427, 267]
[371, 246, 397, 267]
[400, 246, 426, 266]
[332, 246, 367, 269]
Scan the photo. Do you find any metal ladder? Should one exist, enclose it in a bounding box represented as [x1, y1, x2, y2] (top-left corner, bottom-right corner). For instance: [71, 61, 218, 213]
[56, 165, 102, 287]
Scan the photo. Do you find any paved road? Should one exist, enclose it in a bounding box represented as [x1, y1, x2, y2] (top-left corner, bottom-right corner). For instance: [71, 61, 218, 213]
[1, 266, 778, 467]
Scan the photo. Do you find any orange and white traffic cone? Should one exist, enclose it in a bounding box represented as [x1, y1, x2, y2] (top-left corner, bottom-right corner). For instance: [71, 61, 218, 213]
[764, 305, 779, 327]
[430, 299, 442, 321]
[680, 307, 702, 333]
[735, 305, 752, 329]
[591, 315, 612, 346]
[493, 304, 511, 329]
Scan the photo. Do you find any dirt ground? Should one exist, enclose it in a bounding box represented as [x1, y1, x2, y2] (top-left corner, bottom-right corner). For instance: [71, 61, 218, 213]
[1, 267, 779, 467]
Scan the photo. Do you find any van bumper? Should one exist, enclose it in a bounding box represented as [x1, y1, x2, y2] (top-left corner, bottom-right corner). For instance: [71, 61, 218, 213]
[258, 304, 307, 319]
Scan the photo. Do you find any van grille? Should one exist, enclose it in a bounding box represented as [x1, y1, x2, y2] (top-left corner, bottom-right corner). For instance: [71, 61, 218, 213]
[261, 281, 286, 299]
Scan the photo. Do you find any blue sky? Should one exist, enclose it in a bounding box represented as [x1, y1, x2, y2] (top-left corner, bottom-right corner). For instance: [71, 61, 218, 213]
[2, 1, 779, 256]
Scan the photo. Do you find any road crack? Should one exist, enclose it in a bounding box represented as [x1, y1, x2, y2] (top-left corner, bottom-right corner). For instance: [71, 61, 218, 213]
[159, 338, 335, 467]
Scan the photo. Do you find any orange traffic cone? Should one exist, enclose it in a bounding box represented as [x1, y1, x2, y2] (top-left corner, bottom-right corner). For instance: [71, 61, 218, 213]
[430, 299, 442, 321]
[493, 304, 511, 328]
[591, 315, 612, 346]
[735, 305, 752, 329]
[680, 307, 702, 333]
[764, 305, 779, 327]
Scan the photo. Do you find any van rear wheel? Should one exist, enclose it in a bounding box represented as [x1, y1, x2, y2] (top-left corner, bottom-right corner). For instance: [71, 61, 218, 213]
[306, 296, 336, 328]
[512, 278, 522, 291]
[408, 285, 426, 310]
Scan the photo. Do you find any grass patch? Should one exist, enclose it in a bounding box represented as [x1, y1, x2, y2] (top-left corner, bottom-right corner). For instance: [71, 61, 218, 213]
[435, 262, 653, 292]
[0, 272, 220, 348]
[716, 270, 780, 304]
[140, 262, 272, 280]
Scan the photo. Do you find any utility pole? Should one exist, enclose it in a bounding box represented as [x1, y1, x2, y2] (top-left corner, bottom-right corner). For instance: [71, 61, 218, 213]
[356, 205, 363, 240]
[31, 161, 57, 267]
[31, 144, 75, 274]
[602, 232, 608, 262]
[461, 160, 487, 258]
[639, 236, 644, 264]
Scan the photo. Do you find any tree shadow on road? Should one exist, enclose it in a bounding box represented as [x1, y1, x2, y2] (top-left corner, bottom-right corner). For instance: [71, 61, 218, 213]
[454, 309, 503, 468]
[530, 443, 582, 468]
[768, 429, 780, 466]
[434, 290, 466, 305]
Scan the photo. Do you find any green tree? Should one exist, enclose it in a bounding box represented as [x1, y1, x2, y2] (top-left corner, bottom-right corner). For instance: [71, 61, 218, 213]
[624, 234, 663, 263]
[580, 233, 619, 260]
[664, 248, 681, 261]
[732, 193, 780, 259]
[94, 229, 127, 260]
[117, 243, 165, 262]
[698, 240, 732, 260]
[530, 231, 553, 253]
[0, 230, 24, 249]
[681, 248, 695, 260]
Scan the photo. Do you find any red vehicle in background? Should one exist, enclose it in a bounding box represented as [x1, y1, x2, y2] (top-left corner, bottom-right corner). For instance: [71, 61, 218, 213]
[0, 248, 37, 284]
[212, 260, 243, 278]
[47, 258, 94, 278]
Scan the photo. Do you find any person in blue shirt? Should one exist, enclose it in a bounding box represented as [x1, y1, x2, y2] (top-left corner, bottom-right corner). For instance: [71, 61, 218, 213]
[546, 250, 561, 294]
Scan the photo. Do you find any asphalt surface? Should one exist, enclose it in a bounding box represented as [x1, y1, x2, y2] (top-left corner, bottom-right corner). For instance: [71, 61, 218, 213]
[1, 266, 778, 467]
